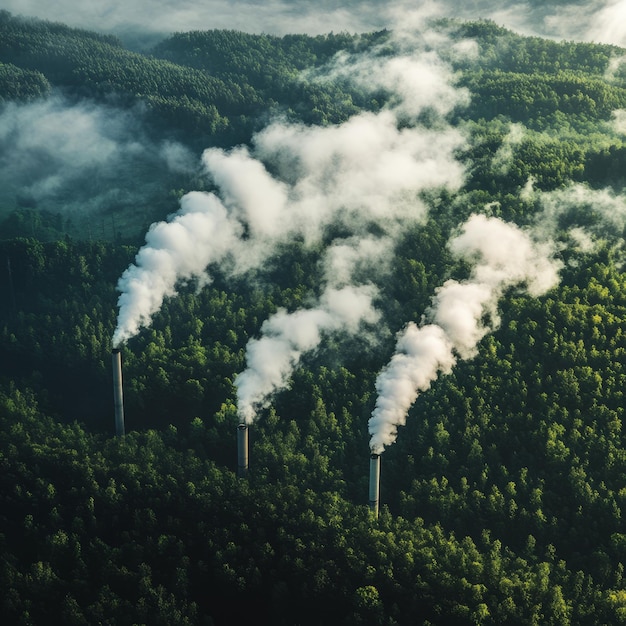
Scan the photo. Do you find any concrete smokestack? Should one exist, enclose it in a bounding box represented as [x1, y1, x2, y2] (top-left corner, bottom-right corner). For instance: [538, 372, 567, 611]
[237, 423, 249, 477]
[369, 453, 380, 518]
[112, 349, 125, 437]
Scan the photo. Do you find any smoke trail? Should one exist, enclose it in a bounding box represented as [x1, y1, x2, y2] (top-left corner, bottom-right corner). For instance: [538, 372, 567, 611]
[112, 192, 240, 347]
[368, 214, 562, 453]
[217, 31, 475, 424]
[233, 231, 390, 424]
[235, 284, 380, 424]
[202, 110, 467, 257]
[113, 25, 470, 345]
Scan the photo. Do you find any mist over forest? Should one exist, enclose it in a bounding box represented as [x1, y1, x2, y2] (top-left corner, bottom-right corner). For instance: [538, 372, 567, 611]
[2, 2, 626, 624]
[6, 0, 626, 46]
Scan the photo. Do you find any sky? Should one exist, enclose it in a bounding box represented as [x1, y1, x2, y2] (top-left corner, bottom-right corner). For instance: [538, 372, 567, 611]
[4, 0, 626, 47]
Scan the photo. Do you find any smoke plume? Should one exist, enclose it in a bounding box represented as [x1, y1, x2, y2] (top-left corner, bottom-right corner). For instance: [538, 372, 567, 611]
[368, 214, 562, 454]
[202, 109, 467, 255]
[112, 192, 240, 347]
[113, 26, 469, 347]
[208, 31, 473, 423]
[235, 284, 379, 424]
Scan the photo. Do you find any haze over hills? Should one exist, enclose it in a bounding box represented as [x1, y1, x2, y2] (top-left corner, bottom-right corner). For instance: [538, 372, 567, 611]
[4, 0, 626, 45]
[1, 5, 626, 625]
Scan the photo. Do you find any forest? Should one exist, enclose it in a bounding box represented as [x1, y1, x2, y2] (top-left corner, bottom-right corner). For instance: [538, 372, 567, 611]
[1, 9, 626, 625]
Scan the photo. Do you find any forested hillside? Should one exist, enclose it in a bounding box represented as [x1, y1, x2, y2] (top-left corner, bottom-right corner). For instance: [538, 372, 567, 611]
[1, 10, 626, 625]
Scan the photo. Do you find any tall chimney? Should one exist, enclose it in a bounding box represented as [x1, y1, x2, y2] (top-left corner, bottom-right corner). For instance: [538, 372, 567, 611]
[112, 349, 125, 436]
[369, 453, 380, 518]
[237, 423, 249, 477]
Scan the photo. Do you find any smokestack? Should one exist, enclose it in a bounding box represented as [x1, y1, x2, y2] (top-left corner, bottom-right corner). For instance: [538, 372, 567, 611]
[237, 423, 249, 477]
[369, 453, 380, 518]
[112, 349, 125, 436]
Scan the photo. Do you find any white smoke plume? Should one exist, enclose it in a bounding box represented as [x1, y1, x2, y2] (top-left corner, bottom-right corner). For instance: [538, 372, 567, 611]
[234, 230, 387, 424]
[113, 26, 469, 347]
[235, 284, 380, 424]
[203, 110, 467, 255]
[113, 113, 465, 346]
[321, 49, 471, 120]
[209, 34, 471, 423]
[112, 192, 240, 347]
[368, 214, 562, 454]
[322, 237, 393, 289]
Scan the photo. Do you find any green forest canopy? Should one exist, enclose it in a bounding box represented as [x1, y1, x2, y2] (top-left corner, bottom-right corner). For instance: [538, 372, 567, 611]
[1, 10, 626, 625]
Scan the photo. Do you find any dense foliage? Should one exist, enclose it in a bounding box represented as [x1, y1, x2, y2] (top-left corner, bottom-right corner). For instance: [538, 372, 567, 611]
[1, 10, 626, 625]
[0, 62, 49, 103]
